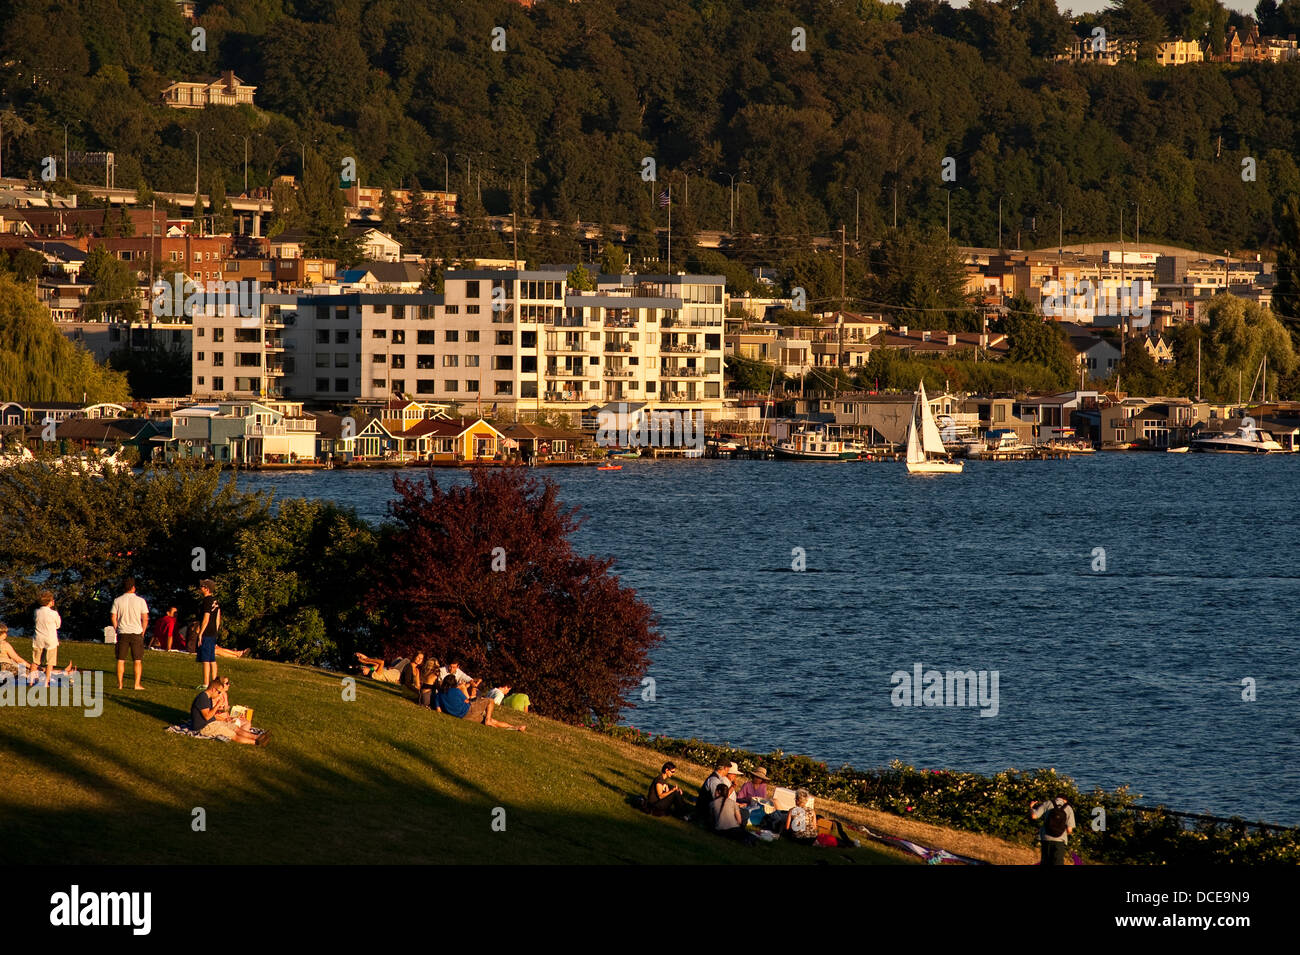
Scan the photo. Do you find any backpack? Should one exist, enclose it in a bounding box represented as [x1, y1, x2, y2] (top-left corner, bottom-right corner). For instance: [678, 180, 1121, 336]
[1044, 800, 1070, 838]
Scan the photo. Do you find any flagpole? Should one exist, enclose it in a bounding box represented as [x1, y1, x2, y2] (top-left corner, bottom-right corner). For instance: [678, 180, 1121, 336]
[667, 183, 672, 272]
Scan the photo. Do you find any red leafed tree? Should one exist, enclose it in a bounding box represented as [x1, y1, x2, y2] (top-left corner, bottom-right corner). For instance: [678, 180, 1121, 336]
[367, 467, 660, 722]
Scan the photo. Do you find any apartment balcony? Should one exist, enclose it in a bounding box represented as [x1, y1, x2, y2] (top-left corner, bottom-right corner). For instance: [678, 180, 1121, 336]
[264, 337, 285, 351]
[604, 368, 635, 377]
[263, 315, 285, 329]
[544, 317, 587, 329]
[605, 342, 632, 352]
[662, 344, 702, 353]
[660, 366, 704, 378]
[604, 318, 638, 329]
[660, 392, 699, 403]
[265, 362, 285, 375]
[544, 368, 590, 378]
[550, 342, 588, 354]
[662, 317, 722, 329]
[543, 390, 588, 403]
[491, 313, 515, 324]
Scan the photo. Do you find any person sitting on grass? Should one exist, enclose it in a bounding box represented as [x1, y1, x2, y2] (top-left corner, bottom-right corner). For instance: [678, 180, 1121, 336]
[500, 690, 530, 712]
[355, 650, 420, 685]
[712, 782, 747, 840]
[190, 679, 267, 746]
[417, 657, 441, 708]
[783, 789, 818, 845]
[734, 766, 770, 813]
[645, 762, 692, 819]
[1, 626, 77, 685]
[434, 675, 525, 732]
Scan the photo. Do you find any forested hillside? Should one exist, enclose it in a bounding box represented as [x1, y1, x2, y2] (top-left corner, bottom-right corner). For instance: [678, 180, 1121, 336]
[2, 0, 1300, 255]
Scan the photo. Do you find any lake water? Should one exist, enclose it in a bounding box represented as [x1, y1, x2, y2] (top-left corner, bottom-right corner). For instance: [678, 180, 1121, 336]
[232, 454, 1300, 824]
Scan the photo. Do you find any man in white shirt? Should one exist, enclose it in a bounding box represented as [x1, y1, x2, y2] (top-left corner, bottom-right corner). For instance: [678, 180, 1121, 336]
[110, 577, 149, 690]
[438, 661, 478, 689]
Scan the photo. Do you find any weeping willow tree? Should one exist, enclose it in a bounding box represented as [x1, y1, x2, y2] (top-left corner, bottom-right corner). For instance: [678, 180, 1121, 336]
[0, 274, 131, 402]
[1203, 294, 1297, 402]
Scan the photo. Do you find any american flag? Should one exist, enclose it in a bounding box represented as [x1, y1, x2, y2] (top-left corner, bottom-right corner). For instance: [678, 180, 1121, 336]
[658, 190, 671, 207]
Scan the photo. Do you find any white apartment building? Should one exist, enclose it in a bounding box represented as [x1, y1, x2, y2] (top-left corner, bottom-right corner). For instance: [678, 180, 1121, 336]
[189, 271, 728, 417]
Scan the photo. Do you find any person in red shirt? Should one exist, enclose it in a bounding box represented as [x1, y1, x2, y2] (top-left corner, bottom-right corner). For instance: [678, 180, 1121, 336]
[152, 607, 179, 651]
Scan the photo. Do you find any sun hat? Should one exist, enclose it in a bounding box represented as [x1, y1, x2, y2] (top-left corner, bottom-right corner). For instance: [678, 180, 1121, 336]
[748, 767, 769, 781]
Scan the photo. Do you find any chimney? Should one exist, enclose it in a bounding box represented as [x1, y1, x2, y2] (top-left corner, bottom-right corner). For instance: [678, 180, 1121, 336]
[899, 325, 908, 336]
[223, 70, 235, 91]
[948, 334, 957, 346]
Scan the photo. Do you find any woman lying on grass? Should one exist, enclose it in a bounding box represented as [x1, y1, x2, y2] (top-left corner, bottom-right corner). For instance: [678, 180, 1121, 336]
[0, 624, 77, 685]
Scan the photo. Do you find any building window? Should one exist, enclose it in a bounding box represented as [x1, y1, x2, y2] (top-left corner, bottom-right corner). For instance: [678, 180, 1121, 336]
[335, 330, 348, 344]
[392, 330, 405, 344]
[520, 355, 537, 373]
[372, 379, 385, 390]
[445, 380, 458, 392]
[445, 330, 459, 342]
[467, 330, 480, 343]
[446, 305, 459, 315]
[373, 354, 387, 364]
[466, 280, 480, 298]
[495, 381, 513, 396]
[443, 355, 459, 367]
[393, 306, 405, 320]
[466, 380, 479, 392]
[212, 328, 224, 342]
[391, 355, 405, 369]
[335, 355, 349, 368]
[521, 381, 538, 398]
[417, 354, 436, 369]
[466, 304, 480, 314]
[316, 355, 329, 368]
[416, 379, 436, 394]
[391, 379, 405, 393]
[335, 378, 349, 392]
[493, 356, 513, 371]
[197, 377, 205, 386]
[236, 352, 260, 367]
[418, 330, 437, 344]
[317, 330, 329, 344]
[212, 352, 224, 367]
[496, 331, 513, 346]
[372, 329, 387, 339]
[317, 378, 330, 392]
[197, 352, 205, 361]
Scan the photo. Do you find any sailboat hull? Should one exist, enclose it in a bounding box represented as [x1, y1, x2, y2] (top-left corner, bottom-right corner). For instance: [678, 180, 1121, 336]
[906, 459, 964, 474]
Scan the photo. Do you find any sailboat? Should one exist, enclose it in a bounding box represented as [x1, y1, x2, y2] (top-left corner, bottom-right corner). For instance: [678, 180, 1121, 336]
[905, 381, 963, 474]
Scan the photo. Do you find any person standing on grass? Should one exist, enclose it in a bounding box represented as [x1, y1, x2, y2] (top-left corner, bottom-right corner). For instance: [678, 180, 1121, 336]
[196, 579, 222, 689]
[110, 577, 149, 690]
[32, 591, 60, 688]
[1030, 796, 1076, 866]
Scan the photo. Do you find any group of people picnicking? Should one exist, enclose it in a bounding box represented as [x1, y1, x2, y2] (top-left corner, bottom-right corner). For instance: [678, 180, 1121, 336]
[355, 651, 530, 731]
[644, 758, 857, 849]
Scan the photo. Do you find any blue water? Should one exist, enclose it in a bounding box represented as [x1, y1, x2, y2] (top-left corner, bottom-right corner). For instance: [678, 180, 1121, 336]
[232, 455, 1300, 824]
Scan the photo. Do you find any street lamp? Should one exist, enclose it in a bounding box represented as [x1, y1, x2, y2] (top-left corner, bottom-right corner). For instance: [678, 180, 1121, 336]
[435, 150, 450, 194]
[722, 172, 739, 233]
[854, 188, 860, 245]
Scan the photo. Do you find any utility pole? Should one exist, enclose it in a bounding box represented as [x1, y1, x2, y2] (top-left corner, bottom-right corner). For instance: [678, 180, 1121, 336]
[855, 189, 860, 245]
[893, 186, 898, 229]
[512, 210, 518, 270]
[1058, 204, 1063, 263]
[998, 196, 1003, 250]
[1120, 206, 1126, 359]
[243, 136, 249, 194]
[64, 124, 68, 181]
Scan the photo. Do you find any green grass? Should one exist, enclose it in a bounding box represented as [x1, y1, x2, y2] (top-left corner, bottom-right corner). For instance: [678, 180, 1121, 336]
[0, 639, 910, 865]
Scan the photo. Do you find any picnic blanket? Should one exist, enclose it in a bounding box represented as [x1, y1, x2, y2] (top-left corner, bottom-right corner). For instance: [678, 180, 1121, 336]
[840, 820, 989, 865]
[166, 723, 265, 742]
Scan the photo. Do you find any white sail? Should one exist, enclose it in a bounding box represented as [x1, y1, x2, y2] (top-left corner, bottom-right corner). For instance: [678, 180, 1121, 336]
[918, 381, 947, 456]
[904, 408, 922, 464]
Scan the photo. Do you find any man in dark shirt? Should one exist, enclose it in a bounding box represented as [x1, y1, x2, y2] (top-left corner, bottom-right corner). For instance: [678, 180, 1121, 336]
[196, 580, 222, 689]
[190, 680, 263, 745]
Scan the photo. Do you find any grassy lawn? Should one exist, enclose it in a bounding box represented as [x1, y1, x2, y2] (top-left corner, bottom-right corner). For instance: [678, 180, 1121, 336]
[0, 638, 914, 865]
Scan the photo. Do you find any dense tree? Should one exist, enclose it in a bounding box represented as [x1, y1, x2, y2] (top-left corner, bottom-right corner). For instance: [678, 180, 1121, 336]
[868, 226, 977, 330]
[0, 464, 267, 639]
[367, 469, 660, 723]
[82, 246, 139, 327]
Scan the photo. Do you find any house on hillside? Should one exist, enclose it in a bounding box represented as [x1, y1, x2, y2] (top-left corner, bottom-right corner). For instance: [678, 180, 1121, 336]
[162, 72, 257, 109]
